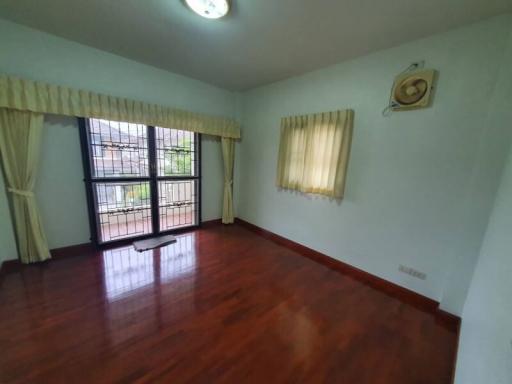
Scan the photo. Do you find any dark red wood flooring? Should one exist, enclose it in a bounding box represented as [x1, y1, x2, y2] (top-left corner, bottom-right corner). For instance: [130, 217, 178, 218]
[0, 224, 458, 383]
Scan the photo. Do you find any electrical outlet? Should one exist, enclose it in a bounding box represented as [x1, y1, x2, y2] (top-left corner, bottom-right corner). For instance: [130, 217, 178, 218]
[399, 265, 427, 280]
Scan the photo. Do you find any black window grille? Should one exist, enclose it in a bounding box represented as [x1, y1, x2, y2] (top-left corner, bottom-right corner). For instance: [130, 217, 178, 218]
[79, 118, 201, 245]
[158, 179, 198, 231]
[156, 126, 196, 177]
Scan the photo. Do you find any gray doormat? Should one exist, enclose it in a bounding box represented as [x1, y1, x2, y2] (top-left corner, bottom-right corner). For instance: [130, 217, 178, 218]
[133, 235, 177, 252]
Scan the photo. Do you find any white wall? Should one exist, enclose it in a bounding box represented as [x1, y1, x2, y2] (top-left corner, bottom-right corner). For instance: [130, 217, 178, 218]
[440, 19, 512, 313]
[0, 18, 238, 257]
[238, 14, 512, 315]
[455, 145, 512, 384]
[454, 24, 512, 384]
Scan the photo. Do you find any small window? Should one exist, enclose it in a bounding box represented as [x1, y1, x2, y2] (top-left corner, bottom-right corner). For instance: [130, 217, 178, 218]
[276, 109, 354, 199]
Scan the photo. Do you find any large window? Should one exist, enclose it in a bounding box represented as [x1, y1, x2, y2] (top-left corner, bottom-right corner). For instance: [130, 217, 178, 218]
[79, 118, 200, 244]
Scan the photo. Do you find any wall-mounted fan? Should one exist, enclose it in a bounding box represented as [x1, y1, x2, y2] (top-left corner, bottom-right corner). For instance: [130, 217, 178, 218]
[390, 69, 436, 111]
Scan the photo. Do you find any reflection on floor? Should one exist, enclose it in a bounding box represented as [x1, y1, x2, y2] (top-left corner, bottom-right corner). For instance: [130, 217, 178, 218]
[160, 234, 196, 281]
[103, 246, 154, 299]
[103, 233, 196, 299]
[0, 224, 458, 383]
[100, 212, 194, 242]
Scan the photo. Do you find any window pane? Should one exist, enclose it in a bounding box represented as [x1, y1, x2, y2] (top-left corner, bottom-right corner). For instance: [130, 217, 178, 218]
[95, 181, 152, 242]
[88, 118, 149, 178]
[156, 127, 196, 177]
[158, 180, 198, 230]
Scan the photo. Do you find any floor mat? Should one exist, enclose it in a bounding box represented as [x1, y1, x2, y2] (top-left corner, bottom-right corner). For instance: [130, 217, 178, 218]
[133, 235, 177, 252]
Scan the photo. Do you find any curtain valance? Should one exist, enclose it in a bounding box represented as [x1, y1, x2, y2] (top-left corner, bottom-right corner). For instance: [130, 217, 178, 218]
[0, 75, 240, 139]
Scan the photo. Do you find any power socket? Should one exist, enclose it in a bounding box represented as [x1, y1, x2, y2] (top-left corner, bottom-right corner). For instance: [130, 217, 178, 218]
[399, 265, 427, 280]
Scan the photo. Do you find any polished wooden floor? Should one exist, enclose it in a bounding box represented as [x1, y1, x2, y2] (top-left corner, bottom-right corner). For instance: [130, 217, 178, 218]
[0, 224, 458, 383]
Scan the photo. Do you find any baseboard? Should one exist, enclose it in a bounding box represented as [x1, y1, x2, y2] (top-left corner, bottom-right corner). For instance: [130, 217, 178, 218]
[0, 242, 96, 279]
[1, 218, 459, 332]
[201, 218, 223, 228]
[50, 242, 96, 259]
[235, 217, 461, 330]
[1, 222, 223, 275]
[0, 258, 22, 276]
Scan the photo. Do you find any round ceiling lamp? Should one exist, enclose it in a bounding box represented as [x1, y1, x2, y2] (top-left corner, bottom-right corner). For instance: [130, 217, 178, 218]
[185, 0, 230, 19]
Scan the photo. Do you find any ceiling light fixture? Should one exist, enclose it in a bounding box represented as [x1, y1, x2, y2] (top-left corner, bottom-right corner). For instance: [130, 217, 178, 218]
[185, 0, 230, 19]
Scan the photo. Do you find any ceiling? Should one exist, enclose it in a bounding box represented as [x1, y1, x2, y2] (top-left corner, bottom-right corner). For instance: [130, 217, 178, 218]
[0, 0, 511, 91]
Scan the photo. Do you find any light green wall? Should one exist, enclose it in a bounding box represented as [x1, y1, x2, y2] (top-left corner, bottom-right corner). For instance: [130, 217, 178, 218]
[238, 14, 512, 315]
[36, 115, 90, 249]
[454, 23, 512, 384]
[0, 18, 238, 257]
[440, 19, 512, 313]
[0, 167, 16, 263]
[455, 144, 512, 384]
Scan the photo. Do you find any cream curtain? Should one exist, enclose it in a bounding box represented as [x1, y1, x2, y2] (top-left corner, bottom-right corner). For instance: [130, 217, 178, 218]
[0, 75, 240, 139]
[221, 137, 235, 224]
[0, 74, 240, 256]
[0, 108, 51, 263]
[276, 109, 354, 199]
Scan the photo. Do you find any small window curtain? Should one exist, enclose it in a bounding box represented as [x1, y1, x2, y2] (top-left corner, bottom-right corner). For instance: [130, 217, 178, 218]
[221, 137, 235, 223]
[276, 109, 354, 199]
[0, 108, 51, 263]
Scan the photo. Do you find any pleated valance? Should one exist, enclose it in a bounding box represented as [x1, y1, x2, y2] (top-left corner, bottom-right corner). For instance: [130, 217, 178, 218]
[0, 75, 240, 139]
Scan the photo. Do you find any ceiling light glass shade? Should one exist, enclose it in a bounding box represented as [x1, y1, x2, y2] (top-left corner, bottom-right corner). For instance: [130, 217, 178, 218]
[185, 0, 230, 19]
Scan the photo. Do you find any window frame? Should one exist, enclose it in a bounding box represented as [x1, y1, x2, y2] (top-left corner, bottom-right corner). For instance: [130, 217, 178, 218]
[78, 117, 202, 246]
